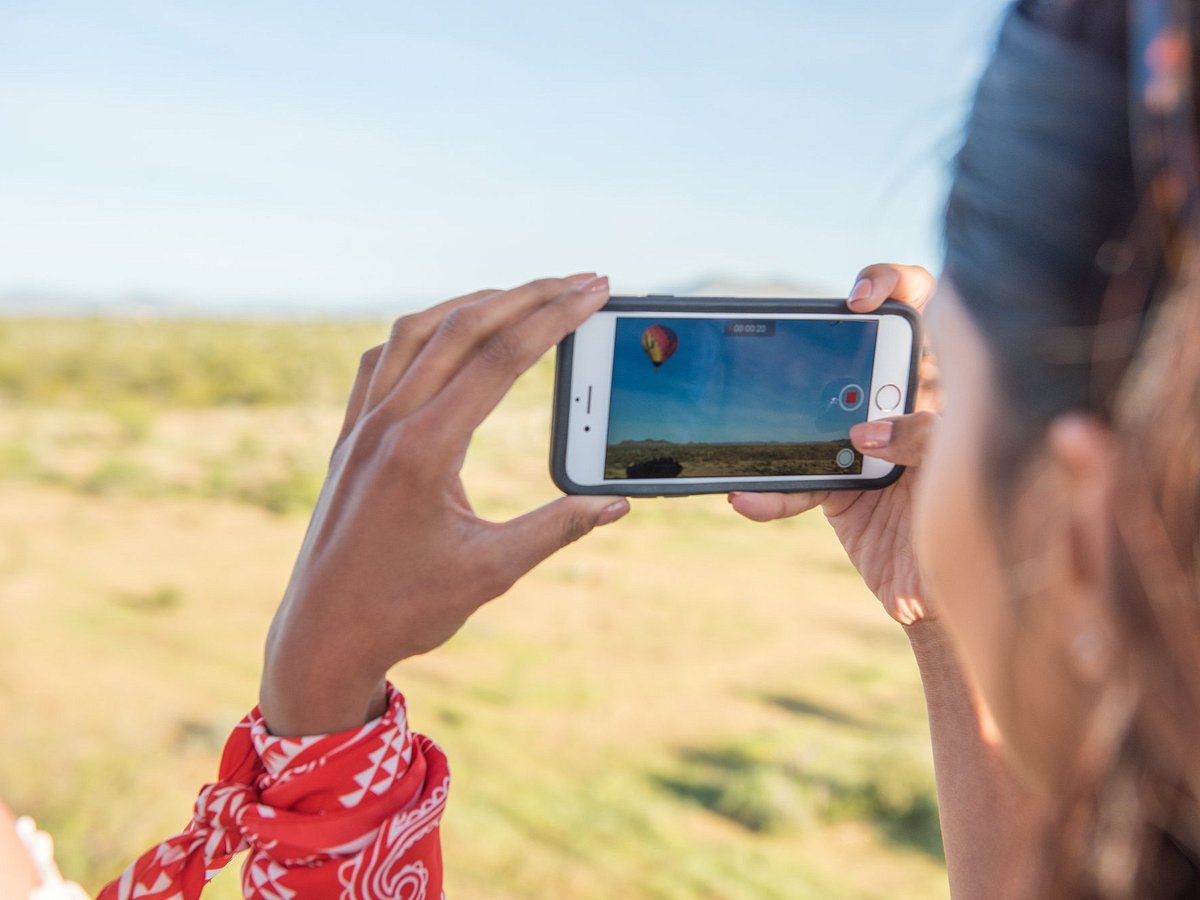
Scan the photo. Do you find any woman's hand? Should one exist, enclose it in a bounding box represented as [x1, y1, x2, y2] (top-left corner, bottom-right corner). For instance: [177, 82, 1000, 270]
[259, 275, 630, 736]
[735, 267, 1049, 899]
[728, 264, 939, 627]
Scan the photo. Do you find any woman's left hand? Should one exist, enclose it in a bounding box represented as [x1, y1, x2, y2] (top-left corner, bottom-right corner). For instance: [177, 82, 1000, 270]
[259, 275, 630, 736]
[728, 263, 940, 627]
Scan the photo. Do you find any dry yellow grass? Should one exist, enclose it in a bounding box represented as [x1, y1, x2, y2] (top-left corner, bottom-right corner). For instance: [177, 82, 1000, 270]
[0, 345, 948, 899]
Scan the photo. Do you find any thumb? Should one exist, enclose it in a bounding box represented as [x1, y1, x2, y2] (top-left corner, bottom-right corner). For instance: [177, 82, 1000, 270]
[496, 495, 631, 577]
[850, 410, 938, 468]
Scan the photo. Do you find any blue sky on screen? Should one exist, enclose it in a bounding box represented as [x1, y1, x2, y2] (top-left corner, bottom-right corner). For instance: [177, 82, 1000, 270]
[0, 1, 1009, 310]
[607, 317, 877, 444]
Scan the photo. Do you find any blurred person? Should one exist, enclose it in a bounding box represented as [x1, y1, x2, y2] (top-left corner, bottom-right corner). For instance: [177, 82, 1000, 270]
[4, 1, 1200, 899]
[0, 809, 88, 899]
[732, 0, 1200, 896]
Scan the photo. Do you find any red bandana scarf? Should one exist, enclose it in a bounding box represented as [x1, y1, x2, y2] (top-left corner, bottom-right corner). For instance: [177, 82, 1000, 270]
[98, 684, 449, 899]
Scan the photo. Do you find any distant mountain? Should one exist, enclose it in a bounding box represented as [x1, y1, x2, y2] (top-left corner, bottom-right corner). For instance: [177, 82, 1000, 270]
[0, 274, 839, 319]
[0, 289, 208, 318]
[0, 289, 412, 320]
[667, 274, 837, 299]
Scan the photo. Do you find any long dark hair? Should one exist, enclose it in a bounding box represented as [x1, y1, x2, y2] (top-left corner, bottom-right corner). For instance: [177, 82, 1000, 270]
[943, 0, 1200, 896]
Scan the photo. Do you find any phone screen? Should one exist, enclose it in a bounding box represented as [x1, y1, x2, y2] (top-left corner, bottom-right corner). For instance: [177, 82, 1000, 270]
[605, 316, 879, 479]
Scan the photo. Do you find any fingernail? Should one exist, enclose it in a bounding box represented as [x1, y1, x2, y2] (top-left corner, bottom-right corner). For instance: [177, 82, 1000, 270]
[848, 277, 872, 308]
[595, 498, 629, 526]
[852, 420, 893, 450]
[577, 275, 610, 295]
[566, 272, 598, 284]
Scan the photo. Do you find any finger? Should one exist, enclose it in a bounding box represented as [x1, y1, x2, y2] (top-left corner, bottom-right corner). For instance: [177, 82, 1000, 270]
[727, 491, 828, 522]
[490, 495, 630, 583]
[850, 410, 938, 468]
[847, 263, 936, 313]
[383, 275, 602, 421]
[408, 276, 611, 444]
[364, 288, 502, 413]
[335, 344, 384, 447]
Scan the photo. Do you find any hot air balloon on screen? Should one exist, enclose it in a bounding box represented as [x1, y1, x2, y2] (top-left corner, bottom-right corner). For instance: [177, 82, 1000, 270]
[641, 324, 679, 368]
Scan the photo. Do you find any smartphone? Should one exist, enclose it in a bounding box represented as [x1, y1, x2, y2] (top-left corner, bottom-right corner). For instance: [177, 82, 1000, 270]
[550, 295, 920, 496]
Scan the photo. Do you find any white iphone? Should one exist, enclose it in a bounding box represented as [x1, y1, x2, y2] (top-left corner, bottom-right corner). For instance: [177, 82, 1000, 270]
[550, 296, 920, 496]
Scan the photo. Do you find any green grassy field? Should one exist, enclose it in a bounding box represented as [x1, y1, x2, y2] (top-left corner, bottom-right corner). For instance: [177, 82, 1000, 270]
[0, 317, 947, 898]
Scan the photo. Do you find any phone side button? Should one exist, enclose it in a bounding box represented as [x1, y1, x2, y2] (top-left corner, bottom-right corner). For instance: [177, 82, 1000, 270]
[875, 384, 901, 412]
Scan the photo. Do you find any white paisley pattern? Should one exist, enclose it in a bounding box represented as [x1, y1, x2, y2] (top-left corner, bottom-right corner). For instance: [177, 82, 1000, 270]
[338, 774, 450, 899]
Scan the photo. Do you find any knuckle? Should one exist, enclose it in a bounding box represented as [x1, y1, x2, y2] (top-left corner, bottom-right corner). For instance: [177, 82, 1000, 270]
[548, 290, 584, 323]
[378, 421, 429, 474]
[478, 329, 525, 369]
[359, 344, 384, 370]
[389, 314, 419, 344]
[350, 407, 389, 449]
[437, 306, 485, 342]
[354, 345, 384, 383]
[526, 277, 564, 299]
[767, 496, 804, 521]
[768, 496, 794, 520]
[558, 512, 594, 548]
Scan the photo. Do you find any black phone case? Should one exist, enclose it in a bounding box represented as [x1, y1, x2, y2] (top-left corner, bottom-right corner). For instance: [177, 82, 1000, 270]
[549, 295, 922, 497]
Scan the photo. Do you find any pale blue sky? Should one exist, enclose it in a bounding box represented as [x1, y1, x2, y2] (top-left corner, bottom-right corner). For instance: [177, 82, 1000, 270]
[0, 1, 1009, 312]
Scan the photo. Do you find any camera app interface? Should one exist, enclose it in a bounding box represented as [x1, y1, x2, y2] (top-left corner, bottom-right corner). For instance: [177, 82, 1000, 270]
[605, 316, 878, 479]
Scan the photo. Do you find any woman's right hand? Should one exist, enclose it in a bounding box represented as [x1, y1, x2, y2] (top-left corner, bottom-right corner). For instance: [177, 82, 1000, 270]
[728, 264, 940, 627]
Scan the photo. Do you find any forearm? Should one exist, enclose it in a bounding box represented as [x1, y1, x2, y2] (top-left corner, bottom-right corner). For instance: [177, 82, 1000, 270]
[907, 622, 1048, 899]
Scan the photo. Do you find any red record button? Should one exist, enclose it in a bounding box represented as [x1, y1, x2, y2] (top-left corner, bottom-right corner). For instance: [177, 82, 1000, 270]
[838, 384, 865, 412]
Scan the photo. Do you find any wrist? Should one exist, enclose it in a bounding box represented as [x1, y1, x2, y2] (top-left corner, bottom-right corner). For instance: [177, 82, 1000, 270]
[903, 617, 953, 657]
[902, 617, 1002, 743]
[259, 667, 388, 737]
[903, 619, 970, 690]
[260, 637, 389, 737]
